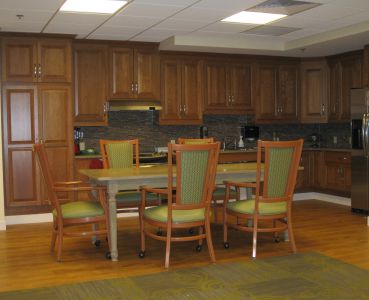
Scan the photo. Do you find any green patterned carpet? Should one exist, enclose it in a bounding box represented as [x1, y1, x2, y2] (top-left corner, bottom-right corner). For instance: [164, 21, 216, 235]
[2, 252, 369, 300]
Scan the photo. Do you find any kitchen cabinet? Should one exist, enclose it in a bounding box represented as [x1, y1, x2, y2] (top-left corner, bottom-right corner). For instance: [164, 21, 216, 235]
[204, 59, 253, 114]
[160, 57, 203, 125]
[255, 62, 299, 123]
[328, 52, 362, 122]
[109, 46, 160, 100]
[362, 44, 369, 87]
[300, 59, 328, 123]
[2, 84, 73, 215]
[295, 151, 313, 190]
[324, 151, 351, 192]
[73, 43, 108, 126]
[2, 37, 72, 83]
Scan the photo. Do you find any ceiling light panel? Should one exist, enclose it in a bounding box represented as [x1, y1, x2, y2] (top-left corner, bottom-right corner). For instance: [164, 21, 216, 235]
[222, 11, 287, 25]
[60, 0, 127, 14]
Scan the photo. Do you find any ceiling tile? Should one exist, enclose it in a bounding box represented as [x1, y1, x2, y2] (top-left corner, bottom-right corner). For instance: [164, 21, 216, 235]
[272, 15, 332, 28]
[105, 15, 161, 28]
[131, 28, 188, 42]
[243, 25, 300, 36]
[88, 32, 139, 41]
[170, 7, 235, 23]
[133, 0, 198, 4]
[200, 22, 257, 34]
[333, 0, 369, 10]
[118, 3, 185, 18]
[0, 0, 63, 11]
[282, 28, 324, 39]
[0, 21, 44, 32]
[48, 12, 110, 25]
[153, 18, 209, 31]
[296, 3, 364, 20]
[193, 0, 265, 10]
[0, 9, 54, 23]
[92, 26, 142, 36]
[43, 23, 96, 35]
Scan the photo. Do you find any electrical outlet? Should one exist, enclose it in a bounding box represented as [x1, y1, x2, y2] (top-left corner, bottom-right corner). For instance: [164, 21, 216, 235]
[333, 136, 337, 144]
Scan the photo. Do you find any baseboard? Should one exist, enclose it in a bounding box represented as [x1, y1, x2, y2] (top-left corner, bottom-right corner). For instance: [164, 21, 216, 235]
[4, 193, 351, 227]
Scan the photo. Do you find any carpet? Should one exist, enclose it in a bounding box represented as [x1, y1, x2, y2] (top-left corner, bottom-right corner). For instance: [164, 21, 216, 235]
[2, 252, 369, 300]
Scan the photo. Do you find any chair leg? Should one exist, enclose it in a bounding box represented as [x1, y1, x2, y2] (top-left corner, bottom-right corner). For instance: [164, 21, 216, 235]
[164, 224, 172, 269]
[50, 220, 57, 252]
[212, 198, 218, 223]
[198, 226, 203, 247]
[252, 216, 258, 259]
[139, 211, 146, 254]
[56, 227, 63, 262]
[287, 216, 297, 253]
[205, 219, 216, 263]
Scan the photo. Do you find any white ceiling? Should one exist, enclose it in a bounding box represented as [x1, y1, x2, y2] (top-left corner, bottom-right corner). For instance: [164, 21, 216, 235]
[1, 0, 369, 57]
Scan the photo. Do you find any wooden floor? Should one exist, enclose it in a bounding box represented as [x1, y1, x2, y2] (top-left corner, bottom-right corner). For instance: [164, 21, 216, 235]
[0, 200, 369, 293]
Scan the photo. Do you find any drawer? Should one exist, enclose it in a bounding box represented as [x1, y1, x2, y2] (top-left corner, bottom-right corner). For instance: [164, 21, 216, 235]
[324, 151, 351, 164]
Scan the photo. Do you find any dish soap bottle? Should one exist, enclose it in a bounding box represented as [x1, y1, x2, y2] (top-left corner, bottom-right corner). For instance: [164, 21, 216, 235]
[238, 136, 244, 148]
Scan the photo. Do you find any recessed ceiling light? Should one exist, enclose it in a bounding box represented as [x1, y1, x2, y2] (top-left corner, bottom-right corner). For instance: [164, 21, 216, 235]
[222, 11, 286, 25]
[60, 0, 128, 14]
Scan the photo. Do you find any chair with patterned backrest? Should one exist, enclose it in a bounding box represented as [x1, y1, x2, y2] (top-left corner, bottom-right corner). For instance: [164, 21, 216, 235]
[139, 142, 220, 268]
[178, 137, 240, 223]
[99, 139, 160, 212]
[223, 139, 303, 258]
[33, 143, 110, 261]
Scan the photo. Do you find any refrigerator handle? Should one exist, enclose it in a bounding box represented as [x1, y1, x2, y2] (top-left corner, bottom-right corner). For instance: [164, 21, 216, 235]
[363, 113, 369, 156]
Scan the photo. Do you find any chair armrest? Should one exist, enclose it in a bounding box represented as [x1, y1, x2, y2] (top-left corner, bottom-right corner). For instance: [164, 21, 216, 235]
[54, 180, 86, 186]
[53, 185, 106, 192]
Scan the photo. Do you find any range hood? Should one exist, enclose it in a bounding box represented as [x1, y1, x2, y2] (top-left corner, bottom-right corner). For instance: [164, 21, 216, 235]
[108, 100, 162, 111]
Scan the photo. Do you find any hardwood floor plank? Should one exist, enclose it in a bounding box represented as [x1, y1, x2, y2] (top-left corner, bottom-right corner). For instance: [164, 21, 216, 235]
[0, 200, 368, 292]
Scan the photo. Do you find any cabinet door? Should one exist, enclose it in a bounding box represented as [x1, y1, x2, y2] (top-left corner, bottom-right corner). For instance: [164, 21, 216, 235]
[2, 38, 37, 82]
[110, 47, 134, 99]
[160, 59, 182, 122]
[328, 60, 342, 121]
[296, 151, 312, 190]
[204, 61, 228, 111]
[135, 48, 160, 100]
[255, 63, 278, 122]
[341, 55, 362, 121]
[181, 60, 202, 123]
[300, 60, 328, 123]
[229, 62, 253, 111]
[278, 64, 298, 121]
[74, 43, 108, 126]
[2, 86, 40, 210]
[37, 39, 72, 83]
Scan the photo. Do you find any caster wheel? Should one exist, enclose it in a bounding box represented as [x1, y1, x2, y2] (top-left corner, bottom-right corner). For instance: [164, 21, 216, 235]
[138, 251, 145, 258]
[196, 245, 202, 252]
[188, 228, 195, 234]
[94, 240, 101, 247]
[157, 229, 163, 236]
[224, 242, 229, 249]
[274, 236, 280, 243]
[105, 252, 111, 260]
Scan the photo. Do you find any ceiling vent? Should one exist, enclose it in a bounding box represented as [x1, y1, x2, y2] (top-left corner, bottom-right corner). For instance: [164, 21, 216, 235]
[247, 0, 321, 16]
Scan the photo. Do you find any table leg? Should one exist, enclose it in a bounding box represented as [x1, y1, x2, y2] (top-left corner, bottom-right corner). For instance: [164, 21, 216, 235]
[107, 185, 118, 261]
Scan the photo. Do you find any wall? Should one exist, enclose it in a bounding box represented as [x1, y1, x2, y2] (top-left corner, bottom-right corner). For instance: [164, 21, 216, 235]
[79, 111, 351, 152]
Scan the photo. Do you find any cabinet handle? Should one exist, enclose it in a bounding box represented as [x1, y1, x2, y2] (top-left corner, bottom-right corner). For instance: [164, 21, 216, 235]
[38, 64, 41, 78]
[135, 83, 138, 93]
[34, 64, 37, 77]
[231, 95, 234, 104]
[179, 105, 183, 113]
[131, 83, 134, 92]
[183, 104, 186, 114]
[321, 104, 325, 115]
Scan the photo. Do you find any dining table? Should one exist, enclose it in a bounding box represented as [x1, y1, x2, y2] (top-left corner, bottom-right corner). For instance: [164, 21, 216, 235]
[79, 162, 261, 261]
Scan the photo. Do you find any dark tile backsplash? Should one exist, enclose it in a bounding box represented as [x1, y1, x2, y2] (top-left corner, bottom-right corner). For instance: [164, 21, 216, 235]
[78, 111, 351, 152]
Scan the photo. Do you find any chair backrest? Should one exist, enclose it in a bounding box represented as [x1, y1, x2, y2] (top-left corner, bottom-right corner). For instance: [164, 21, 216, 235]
[167, 142, 220, 209]
[178, 137, 214, 144]
[255, 139, 303, 202]
[33, 143, 60, 214]
[100, 139, 139, 169]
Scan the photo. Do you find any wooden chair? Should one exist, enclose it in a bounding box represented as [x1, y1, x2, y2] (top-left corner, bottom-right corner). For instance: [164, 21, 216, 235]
[139, 142, 220, 268]
[178, 137, 240, 223]
[99, 139, 160, 212]
[223, 139, 303, 258]
[33, 143, 111, 261]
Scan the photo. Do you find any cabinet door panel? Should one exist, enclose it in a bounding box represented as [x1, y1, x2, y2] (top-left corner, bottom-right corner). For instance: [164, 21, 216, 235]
[2, 39, 37, 82]
[38, 39, 72, 83]
[182, 60, 202, 122]
[110, 47, 134, 99]
[74, 44, 108, 125]
[160, 60, 182, 121]
[204, 62, 228, 110]
[278, 65, 298, 121]
[328, 61, 341, 121]
[230, 63, 252, 110]
[135, 48, 160, 99]
[6, 148, 39, 206]
[39, 85, 71, 145]
[256, 64, 277, 121]
[5, 87, 37, 144]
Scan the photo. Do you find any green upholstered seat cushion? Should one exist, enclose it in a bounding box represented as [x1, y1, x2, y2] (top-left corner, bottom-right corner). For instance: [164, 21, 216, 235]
[227, 199, 287, 215]
[53, 201, 105, 219]
[115, 191, 158, 203]
[213, 186, 237, 198]
[144, 205, 205, 223]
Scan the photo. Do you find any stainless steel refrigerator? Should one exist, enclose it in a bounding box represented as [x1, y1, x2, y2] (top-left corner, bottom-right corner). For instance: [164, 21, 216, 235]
[351, 88, 369, 214]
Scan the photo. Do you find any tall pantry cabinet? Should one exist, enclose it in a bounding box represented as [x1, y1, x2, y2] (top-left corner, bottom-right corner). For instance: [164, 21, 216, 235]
[1, 37, 73, 215]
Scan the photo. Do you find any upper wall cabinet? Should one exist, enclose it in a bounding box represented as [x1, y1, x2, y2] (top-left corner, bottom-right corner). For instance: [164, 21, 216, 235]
[73, 43, 108, 126]
[2, 37, 72, 83]
[109, 46, 160, 100]
[300, 59, 328, 123]
[204, 59, 253, 114]
[160, 56, 203, 125]
[255, 61, 299, 123]
[328, 52, 362, 122]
